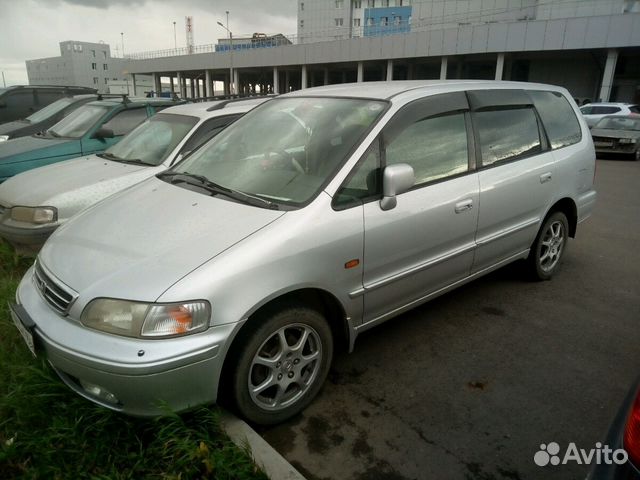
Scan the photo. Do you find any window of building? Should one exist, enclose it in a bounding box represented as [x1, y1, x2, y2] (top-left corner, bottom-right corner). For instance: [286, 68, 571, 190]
[335, 18, 344, 26]
[91, 62, 97, 70]
[300, 1, 304, 10]
[91, 50, 96, 57]
[353, 0, 362, 8]
[368, 0, 375, 7]
[103, 64, 108, 70]
[394, 16, 401, 25]
[474, 108, 542, 166]
[93, 77, 99, 84]
[354, 18, 361, 26]
[335, 0, 344, 7]
[102, 51, 107, 59]
[386, 113, 469, 186]
[104, 78, 108, 84]
[366, 17, 374, 26]
[382, 0, 389, 6]
[380, 16, 389, 26]
[300, 19, 304, 28]
[528, 90, 581, 149]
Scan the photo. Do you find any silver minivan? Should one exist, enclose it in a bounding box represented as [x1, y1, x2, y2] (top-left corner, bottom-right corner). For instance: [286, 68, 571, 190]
[10, 81, 597, 425]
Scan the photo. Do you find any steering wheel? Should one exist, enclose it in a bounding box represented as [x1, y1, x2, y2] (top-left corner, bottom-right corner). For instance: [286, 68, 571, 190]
[262, 149, 305, 174]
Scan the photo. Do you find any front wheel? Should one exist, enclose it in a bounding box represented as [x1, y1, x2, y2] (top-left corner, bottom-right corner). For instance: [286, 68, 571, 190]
[526, 211, 569, 281]
[230, 305, 333, 425]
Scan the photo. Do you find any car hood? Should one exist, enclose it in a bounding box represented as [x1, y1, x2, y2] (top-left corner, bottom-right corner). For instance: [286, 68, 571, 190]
[0, 155, 152, 217]
[39, 176, 286, 302]
[0, 120, 29, 136]
[590, 129, 640, 140]
[0, 135, 79, 163]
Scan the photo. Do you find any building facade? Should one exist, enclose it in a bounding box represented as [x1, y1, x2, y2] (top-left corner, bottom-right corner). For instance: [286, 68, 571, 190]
[26, 41, 130, 94]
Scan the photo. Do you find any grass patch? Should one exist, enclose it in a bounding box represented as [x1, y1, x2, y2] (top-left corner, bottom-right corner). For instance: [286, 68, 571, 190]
[0, 241, 268, 480]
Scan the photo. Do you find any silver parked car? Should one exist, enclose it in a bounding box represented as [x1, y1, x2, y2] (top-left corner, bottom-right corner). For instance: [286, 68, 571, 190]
[10, 81, 597, 425]
[579, 102, 640, 128]
[590, 115, 640, 161]
[0, 97, 270, 252]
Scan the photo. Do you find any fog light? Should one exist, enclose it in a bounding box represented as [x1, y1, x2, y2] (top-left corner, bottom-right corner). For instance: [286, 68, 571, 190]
[79, 380, 119, 405]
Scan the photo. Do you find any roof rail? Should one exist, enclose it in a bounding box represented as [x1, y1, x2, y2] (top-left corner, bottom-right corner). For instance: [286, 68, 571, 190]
[204, 94, 277, 111]
[96, 93, 131, 104]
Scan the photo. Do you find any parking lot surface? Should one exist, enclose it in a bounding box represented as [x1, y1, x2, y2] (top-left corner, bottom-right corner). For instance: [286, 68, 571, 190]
[260, 158, 640, 480]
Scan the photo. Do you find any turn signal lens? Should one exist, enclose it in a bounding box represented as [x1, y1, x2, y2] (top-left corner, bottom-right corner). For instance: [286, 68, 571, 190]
[623, 388, 640, 468]
[141, 302, 210, 337]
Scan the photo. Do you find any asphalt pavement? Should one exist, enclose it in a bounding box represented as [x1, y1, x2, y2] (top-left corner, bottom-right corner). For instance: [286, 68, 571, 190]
[260, 157, 640, 480]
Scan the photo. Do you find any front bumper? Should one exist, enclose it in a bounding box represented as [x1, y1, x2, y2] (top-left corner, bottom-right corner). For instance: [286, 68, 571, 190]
[0, 220, 58, 250]
[13, 267, 239, 416]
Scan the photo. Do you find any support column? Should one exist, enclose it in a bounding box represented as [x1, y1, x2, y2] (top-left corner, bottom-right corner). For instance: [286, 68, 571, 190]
[323, 67, 330, 86]
[153, 73, 161, 96]
[386, 60, 393, 81]
[285, 70, 290, 92]
[176, 72, 182, 98]
[195, 79, 201, 98]
[189, 78, 195, 98]
[233, 70, 239, 95]
[205, 70, 212, 97]
[357, 61, 364, 82]
[495, 53, 505, 81]
[301, 65, 308, 89]
[169, 76, 174, 95]
[407, 64, 415, 81]
[273, 67, 280, 94]
[131, 73, 137, 96]
[440, 57, 448, 80]
[599, 49, 618, 102]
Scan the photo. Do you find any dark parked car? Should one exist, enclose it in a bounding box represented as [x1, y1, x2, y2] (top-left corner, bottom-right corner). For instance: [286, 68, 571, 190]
[0, 94, 97, 142]
[591, 115, 640, 161]
[588, 377, 640, 479]
[0, 85, 96, 124]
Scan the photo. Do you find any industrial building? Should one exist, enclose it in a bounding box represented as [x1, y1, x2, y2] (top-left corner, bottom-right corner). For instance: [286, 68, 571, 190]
[28, 1, 640, 103]
[25, 40, 152, 94]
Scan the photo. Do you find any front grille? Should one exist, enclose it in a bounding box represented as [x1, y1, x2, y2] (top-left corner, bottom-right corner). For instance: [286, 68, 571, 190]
[33, 261, 76, 315]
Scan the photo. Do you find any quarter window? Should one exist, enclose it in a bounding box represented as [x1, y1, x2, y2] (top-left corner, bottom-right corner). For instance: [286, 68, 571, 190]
[334, 140, 381, 208]
[475, 108, 541, 166]
[101, 108, 148, 136]
[528, 90, 581, 149]
[386, 113, 469, 186]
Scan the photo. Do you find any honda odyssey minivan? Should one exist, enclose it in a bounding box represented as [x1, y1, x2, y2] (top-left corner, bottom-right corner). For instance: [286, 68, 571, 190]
[10, 81, 597, 425]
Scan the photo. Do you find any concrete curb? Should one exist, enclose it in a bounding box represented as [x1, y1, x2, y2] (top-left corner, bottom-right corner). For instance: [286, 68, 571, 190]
[220, 410, 306, 480]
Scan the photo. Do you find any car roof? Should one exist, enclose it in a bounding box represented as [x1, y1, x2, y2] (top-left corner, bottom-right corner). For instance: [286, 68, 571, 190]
[582, 102, 636, 107]
[281, 80, 569, 101]
[159, 96, 273, 118]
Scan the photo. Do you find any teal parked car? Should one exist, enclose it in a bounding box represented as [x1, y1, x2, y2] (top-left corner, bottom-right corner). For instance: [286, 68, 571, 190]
[0, 95, 183, 182]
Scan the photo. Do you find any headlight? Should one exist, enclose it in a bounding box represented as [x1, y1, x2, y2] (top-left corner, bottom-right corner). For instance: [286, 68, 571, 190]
[81, 299, 210, 338]
[10, 206, 57, 224]
[0, 135, 9, 142]
[619, 138, 637, 144]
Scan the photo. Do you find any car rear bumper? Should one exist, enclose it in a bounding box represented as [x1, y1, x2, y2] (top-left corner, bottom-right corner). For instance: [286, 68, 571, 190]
[12, 267, 239, 417]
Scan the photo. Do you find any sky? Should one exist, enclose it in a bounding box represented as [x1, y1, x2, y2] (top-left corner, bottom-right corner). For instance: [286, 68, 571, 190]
[0, 0, 297, 86]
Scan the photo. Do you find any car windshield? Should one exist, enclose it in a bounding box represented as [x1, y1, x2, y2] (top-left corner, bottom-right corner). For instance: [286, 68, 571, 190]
[26, 97, 74, 123]
[105, 113, 199, 166]
[595, 116, 640, 131]
[173, 97, 386, 206]
[49, 104, 109, 138]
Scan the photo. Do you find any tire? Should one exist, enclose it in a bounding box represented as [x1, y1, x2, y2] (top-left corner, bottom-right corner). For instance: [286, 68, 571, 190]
[526, 211, 569, 281]
[229, 304, 333, 425]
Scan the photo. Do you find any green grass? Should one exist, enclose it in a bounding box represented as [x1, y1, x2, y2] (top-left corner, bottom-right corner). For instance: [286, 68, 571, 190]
[0, 241, 269, 480]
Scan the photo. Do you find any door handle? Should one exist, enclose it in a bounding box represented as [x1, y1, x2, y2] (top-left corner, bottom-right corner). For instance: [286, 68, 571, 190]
[540, 172, 552, 184]
[454, 199, 473, 213]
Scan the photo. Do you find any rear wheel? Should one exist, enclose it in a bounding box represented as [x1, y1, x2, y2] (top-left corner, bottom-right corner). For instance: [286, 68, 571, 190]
[230, 305, 333, 425]
[526, 211, 569, 281]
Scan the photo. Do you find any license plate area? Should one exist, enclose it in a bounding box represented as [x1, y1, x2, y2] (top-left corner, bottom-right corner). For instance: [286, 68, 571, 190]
[9, 303, 36, 358]
[594, 141, 613, 148]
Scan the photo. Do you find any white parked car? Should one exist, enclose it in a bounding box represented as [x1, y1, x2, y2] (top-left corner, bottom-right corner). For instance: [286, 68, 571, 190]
[579, 102, 640, 128]
[0, 97, 271, 251]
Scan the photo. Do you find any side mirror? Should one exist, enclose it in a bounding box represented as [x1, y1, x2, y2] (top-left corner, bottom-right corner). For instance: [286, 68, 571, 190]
[380, 163, 415, 211]
[93, 127, 114, 140]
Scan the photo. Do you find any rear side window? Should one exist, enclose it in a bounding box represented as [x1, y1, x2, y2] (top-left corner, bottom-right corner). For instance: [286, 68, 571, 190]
[475, 107, 542, 166]
[101, 108, 147, 136]
[180, 114, 242, 155]
[592, 106, 621, 115]
[528, 90, 582, 149]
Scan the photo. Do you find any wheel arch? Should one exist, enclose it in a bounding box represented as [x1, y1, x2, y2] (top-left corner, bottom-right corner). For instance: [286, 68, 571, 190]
[546, 197, 578, 238]
[217, 287, 352, 401]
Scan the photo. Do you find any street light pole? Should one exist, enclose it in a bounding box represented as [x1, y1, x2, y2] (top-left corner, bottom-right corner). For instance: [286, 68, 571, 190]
[173, 21, 177, 50]
[217, 16, 234, 95]
[120, 32, 125, 57]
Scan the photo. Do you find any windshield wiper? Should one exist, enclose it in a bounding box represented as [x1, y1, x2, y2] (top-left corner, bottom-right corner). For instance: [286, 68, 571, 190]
[98, 152, 154, 166]
[157, 171, 279, 210]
